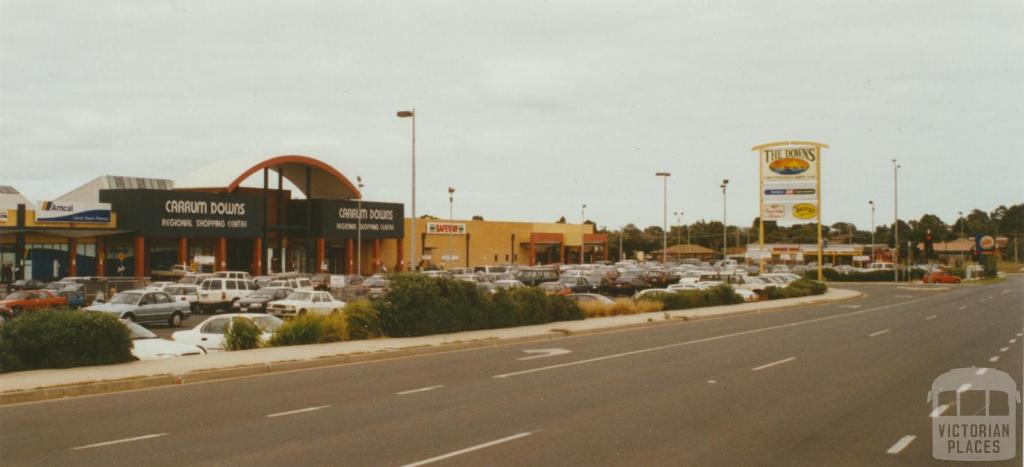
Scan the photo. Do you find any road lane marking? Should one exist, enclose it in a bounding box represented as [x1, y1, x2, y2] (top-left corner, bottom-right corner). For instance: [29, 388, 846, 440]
[988, 296, 994, 300]
[924, 315, 937, 320]
[752, 357, 797, 371]
[979, 299, 986, 303]
[1000, 347, 1009, 352]
[869, 329, 890, 337]
[1003, 290, 1012, 295]
[976, 368, 988, 376]
[493, 294, 944, 379]
[895, 295, 913, 298]
[1018, 333, 1023, 337]
[959, 306, 967, 310]
[517, 348, 572, 361]
[957, 384, 972, 393]
[266, 405, 330, 418]
[838, 304, 861, 309]
[708, 380, 717, 384]
[989, 356, 1000, 362]
[396, 385, 444, 396]
[401, 432, 534, 467]
[930, 404, 950, 418]
[886, 435, 916, 454]
[72, 433, 168, 450]
[1010, 339, 1017, 344]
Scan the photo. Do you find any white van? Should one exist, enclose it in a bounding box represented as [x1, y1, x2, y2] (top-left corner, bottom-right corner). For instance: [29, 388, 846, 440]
[215, 271, 252, 280]
[198, 278, 258, 313]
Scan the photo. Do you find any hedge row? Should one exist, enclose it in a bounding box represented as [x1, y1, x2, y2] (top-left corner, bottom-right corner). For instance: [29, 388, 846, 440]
[645, 284, 745, 310]
[762, 279, 828, 300]
[0, 309, 133, 372]
[803, 268, 925, 282]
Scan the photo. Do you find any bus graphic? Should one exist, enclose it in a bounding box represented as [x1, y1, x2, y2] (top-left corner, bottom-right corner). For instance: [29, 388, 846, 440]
[928, 368, 1020, 461]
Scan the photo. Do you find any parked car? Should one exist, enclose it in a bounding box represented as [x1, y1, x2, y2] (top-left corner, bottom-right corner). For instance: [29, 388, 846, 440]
[601, 276, 649, 297]
[172, 314, 284, 352]
[266, 277, 314, 291]
[514, 267, 559, 286]
[923, 270, 961, 284]
[122, 319, 205, 360]
[732, 287, 758, 302]
[145, 281, 177, 290]
[363, 275, 390, 298]
[558, 276, 603, 293]
[57, 288, 87, 309]
[233, 287, 292, 313]
[197, 278, 258, 313]
[84, 290, 191, 327]
[178, 273, 214, 286]
[0, 290, 68, 316]
[215, 271, 252, 280]
[267, 290, 346, 319]
[10, 279, 46, 291]
[640, 270, 674, 288]
[633, 288, 672, 301]
[538, 281, 572, 296]
[164, 284, 201, 312]
[493, 279, 526, 290]
[566, 293, 614, 305]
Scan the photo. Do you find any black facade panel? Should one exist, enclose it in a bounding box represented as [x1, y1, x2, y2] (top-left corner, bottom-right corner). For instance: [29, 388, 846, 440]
[288, 199, 404, 240]
[100, 189, 263, 238]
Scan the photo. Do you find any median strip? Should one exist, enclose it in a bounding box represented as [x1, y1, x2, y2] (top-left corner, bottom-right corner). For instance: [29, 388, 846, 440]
[72, 433, 168, 450]
[266, 405, 330, 418]
[400, 431, 534, 467]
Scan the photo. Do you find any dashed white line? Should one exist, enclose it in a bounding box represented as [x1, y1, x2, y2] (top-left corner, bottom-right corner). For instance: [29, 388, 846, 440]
[1018, 333, 1023, 337]
[400, 432, 535, 467]
[895, 295, 913, 299]
[979, 299, 987, 303]
[924, 315, 937, 320]
[989, 356, 1000, 362]
[987, 296, 994, 300]
[930, 404, 950, 418]
[839, 304, 861, 309]
[1002, 290, 1012, 295]
[396, 385, 444, 396]
[886, 435, 916, 454]
[752, 357, 797, 371]
[266, 405, 330, 418]
[976, 368, 988, 376]
[72, 433, 168, 450]
[958, 306, 967, 310]
[869, 329, 890, 337]
[1000, 347, 1009, 353]
[957, 383, 972, 393]
[707, 380, 717, 384]
[1010, 339, 1017, 344]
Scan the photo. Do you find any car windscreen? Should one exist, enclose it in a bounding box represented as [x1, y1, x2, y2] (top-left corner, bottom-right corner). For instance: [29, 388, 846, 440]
[110, 292, 142, 305]
[251, 315, 283, 332]
[164, 286, 193, 295]
[121, 319, 157, 339]
[286, 292, 312, 301]
[4, 291, 30, 300]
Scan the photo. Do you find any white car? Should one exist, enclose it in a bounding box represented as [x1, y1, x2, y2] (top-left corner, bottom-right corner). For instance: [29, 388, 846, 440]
[145, 281, 177, 291]
[215, 271, 252, 280]
[493, 279, 525, 290]
[267, 277, 314, 291]
[267, 291, 346, 319]
[123, 319, 205, 360]
[732, 287, 758, 302]
[668, 283, 710, 292]
[163, 284, 201, 311]
[633, 288, 672, 300]
[172, 314, 284, 352]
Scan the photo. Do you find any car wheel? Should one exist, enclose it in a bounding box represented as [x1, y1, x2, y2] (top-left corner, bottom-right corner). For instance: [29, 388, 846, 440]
[123, 313, 136, 322]
[168, 311, 183, 328]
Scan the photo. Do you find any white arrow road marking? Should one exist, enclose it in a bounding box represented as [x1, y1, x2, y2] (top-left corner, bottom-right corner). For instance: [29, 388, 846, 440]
[886, 435, 916, 454]
[1010, 339, 1017, 344]
[959, 306, 967, 310]
[976, 368, 988, 376]
[517, 348, 572, 361]
[72, 433, 168, 450]
[895, 295, 913, 298]
[1000, 347, 1009, 352]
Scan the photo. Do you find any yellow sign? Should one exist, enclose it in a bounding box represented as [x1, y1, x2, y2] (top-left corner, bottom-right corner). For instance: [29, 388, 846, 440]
[792, 203, 817, 220]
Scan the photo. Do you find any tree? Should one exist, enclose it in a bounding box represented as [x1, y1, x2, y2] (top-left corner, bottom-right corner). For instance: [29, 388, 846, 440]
[472, 215, 484, 221]
[556, 216, 566, 224]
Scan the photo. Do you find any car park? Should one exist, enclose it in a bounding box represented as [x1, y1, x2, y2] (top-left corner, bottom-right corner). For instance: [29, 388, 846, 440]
[172, 314, 284, 352]
[0, 289, 67, 316]
[122, 319, 205, 360]
[84, 290, 191, 326]
[266, 277, 314, 291]
[197, 277, 258, 313]
[514, 267, 559, 286]
[267, 290, 346, 319]
[234, 287, 292, 313]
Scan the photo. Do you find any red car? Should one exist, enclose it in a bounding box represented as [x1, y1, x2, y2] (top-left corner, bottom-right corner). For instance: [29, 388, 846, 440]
[0, 290, 68, 316]
[923, 270, 961, 284]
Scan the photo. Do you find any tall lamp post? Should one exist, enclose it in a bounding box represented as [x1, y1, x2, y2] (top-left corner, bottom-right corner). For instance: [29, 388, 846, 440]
[397, 109, 416, 271]
[447, 187, 455, 269]
[720, 179, 730, 260]
[868, 200, 875, 264]
[580, 204, 587, 264]
[656, 172, 671, 263]
[673, 211, 683, 246]
[892, 159, 900, 283]
[357, 176, 364, 276]
[958, 211, 964, 266]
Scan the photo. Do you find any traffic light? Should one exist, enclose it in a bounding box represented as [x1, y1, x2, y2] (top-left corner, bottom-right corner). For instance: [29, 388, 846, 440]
[924, 231, 934, 259]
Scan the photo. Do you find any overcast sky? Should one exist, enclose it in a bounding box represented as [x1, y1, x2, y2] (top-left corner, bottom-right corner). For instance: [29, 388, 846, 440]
[1, 1, 1021, 231]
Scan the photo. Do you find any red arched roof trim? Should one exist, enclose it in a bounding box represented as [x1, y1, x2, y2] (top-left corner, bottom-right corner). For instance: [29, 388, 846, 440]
[226, 155, 362, 199]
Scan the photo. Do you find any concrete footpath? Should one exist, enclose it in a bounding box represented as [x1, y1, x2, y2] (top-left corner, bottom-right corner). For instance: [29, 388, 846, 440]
[0, 288, 861, 405]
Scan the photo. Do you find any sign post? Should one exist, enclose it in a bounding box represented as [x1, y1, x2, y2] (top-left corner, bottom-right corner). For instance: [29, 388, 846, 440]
[752, 141, 828, 281]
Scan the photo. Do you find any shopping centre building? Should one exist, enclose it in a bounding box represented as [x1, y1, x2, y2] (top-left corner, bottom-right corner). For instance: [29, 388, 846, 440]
[0, 156, 606, 281]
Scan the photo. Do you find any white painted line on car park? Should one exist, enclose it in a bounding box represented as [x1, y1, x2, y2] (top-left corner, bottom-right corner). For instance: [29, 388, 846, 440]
[930, 404, 950, 418]
[979, 299, 986, 303]
[886, 435, 916, 454]
[869, 329, 890, 337]
[957, 383, 972, 394]
[1000, 347, 1009, 353]
[989, 356, 1000, 362]
[72, 433, 168, 450]
[266, 405, 330, 418]
[752, 357, 797, 372]
[494, 295, 941, 379]
[924, 315, 937, 320]
[976, 368, 988, 376]
[396, 385, 444, 396]
[400, 432, 535, 467]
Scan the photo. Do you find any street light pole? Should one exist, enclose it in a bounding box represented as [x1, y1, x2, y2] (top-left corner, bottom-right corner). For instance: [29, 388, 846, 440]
[580, 203, 587, 264]
[958, 210, 964, 266]
[448, 187, 455, 270]
[357, 176, 364, 276]
[673, 211, 683, 246]
[397, 109, 416, 271]
[656, 172, 671, 264]
[892, 159, 900, 283]
[869, 200, 875, 264]
[720, 179, 730, 260]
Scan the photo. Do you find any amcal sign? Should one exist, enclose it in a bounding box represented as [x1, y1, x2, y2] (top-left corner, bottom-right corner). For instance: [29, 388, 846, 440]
[427, 222, 466, 235]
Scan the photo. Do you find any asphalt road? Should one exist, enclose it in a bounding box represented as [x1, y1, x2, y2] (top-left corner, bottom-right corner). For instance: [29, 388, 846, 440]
[2, 278, 1021, 466]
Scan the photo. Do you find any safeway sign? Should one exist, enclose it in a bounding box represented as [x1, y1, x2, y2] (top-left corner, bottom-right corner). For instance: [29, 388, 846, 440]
[427, 222, 466, 235]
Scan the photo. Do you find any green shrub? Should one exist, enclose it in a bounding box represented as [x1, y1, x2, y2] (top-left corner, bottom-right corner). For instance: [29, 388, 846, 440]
[268, 314, 326, 346]
[763, 279, 828, 300]
[321, 313, 348, 343]
[344, 299, 382, 340]
[654, 285, 744, 311]
[803, 268, 924, 282]
[0, 309, 133, 372]
[377, 274, 445, 337]
[224, 316, 263, 350]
